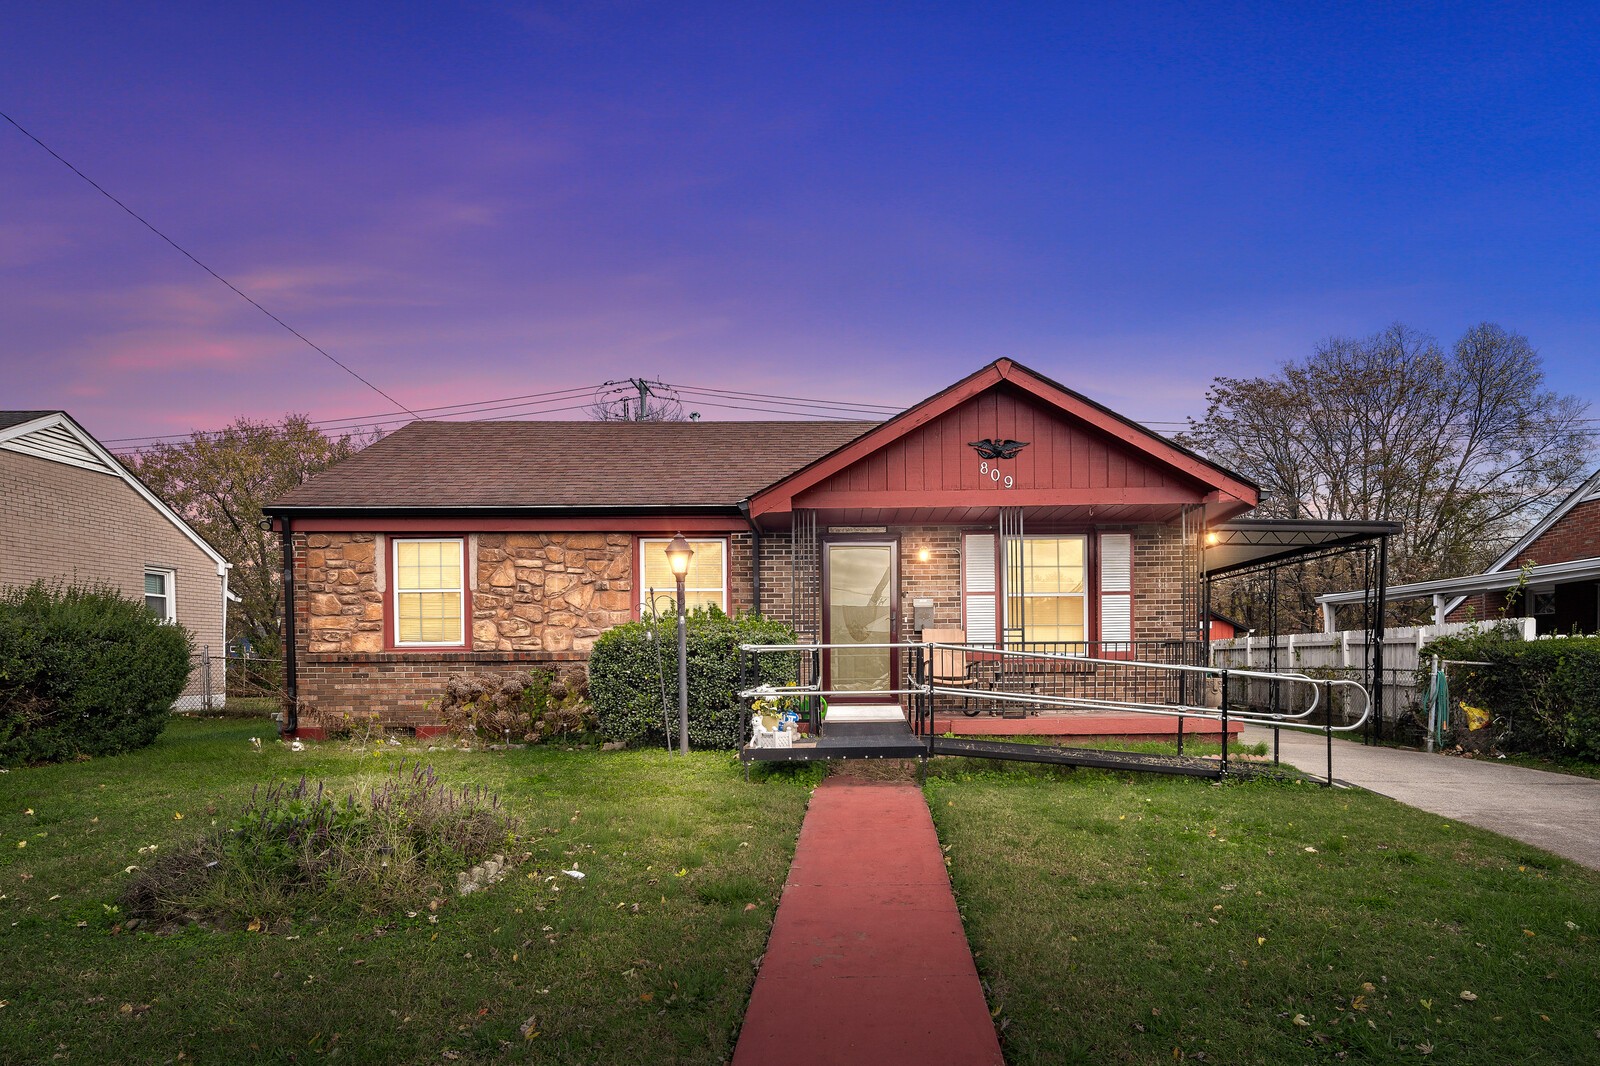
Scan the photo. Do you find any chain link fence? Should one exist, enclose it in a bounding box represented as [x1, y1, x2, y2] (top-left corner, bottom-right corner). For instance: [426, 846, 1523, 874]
[176, 646, 284, 714]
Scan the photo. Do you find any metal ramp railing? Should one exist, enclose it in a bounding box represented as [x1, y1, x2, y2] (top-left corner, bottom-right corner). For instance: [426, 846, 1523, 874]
[736, 641, 1372, 785]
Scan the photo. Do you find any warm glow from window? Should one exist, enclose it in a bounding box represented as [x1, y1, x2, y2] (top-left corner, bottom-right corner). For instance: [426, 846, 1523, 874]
[1006, 535, 1088, 644]
[394, 538, 464, 645]
[641, 538, 726, 613]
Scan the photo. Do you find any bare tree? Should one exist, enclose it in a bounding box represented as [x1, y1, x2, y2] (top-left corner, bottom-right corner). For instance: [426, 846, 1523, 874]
[122, 416, 381, 658]
[1183, 323, 1592, 629]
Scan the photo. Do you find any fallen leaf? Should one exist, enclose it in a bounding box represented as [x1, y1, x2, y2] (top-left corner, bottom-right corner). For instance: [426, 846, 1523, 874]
[675, 868, 687, 877]
[1257, 937, 1266, 946]
[1460, 991, 1477, 1002]
[743, 903, 757, 912]
[1293, 1014, 1310, 1027]
[173, 812, 184, 821]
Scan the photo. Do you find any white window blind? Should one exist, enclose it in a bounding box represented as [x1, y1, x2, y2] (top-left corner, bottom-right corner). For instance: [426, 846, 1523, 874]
[963, 533, 996, 642]
[1100, 533, 1132, 644]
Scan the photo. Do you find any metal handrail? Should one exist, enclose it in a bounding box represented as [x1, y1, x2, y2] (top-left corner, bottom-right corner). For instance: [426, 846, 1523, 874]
[738, 640, 1373, 735]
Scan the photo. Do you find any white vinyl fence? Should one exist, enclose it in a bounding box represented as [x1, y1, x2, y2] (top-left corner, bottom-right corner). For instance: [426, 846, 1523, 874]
[1209, 618, 1537, 725]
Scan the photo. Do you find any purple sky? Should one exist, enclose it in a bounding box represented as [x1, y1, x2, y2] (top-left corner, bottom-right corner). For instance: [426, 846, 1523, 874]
[4, 3, 1598, 450]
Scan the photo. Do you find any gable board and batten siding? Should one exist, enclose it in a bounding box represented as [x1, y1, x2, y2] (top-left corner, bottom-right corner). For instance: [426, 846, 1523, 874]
[0, 412, 231, 708]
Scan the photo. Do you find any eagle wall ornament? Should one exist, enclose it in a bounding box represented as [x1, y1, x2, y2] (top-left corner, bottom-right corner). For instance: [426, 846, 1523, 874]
[968, 438, 1029, 460]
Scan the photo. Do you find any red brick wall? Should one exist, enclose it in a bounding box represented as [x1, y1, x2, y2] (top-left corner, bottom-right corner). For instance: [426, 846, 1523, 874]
[1444, 498, 1600, 624]
[1508, 499, 1600, 568]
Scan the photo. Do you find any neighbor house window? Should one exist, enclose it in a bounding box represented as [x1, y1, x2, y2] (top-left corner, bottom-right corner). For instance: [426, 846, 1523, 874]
[1005, 535, 1088, 645]
[638, 538, 727, 615]
[393, 538, 465, 646]
[144, 568, 176, 623]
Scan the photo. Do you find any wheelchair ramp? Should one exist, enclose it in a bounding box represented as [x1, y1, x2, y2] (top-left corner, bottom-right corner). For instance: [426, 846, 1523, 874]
[929, 736, 1223, 778]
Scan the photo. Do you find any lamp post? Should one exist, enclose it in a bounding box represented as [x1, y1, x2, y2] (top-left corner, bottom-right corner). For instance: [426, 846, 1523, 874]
[665, 533, 695, 755]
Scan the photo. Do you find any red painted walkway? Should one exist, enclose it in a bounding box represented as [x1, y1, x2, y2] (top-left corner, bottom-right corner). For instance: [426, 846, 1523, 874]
[733, 777, 1004, 1066]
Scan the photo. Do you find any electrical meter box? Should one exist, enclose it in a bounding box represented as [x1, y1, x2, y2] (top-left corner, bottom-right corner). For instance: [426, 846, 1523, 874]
[912, 597, 935, 635]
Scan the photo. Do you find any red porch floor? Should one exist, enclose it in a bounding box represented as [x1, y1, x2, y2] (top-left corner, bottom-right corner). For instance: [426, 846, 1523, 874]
[733, 777, 1003, 1066]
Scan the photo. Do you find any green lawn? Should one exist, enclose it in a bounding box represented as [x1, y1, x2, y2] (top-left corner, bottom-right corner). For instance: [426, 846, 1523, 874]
[7, 719, 1600, 1065]
[927, 761, 1600, 1065]
[0, 717, 818, 1064]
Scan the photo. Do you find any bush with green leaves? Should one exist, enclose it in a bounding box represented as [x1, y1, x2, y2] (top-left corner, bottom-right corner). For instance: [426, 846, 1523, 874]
[588, 607, 798, 749]
[1421, 624, 1600, 757]
[0, 579, 194, 767]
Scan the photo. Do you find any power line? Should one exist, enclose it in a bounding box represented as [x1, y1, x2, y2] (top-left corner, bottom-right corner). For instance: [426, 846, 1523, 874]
[103, 382, 611, 445]
[0, 108, 421, 420]
[670, 383, 905, 412]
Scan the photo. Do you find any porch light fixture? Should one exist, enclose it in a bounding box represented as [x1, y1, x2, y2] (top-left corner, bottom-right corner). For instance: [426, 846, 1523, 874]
[918, 548, 931, 563]
[665, 534, 695, 755]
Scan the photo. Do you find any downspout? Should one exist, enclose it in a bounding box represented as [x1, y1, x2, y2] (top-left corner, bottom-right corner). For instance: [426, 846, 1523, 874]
[738, 501, 762, 615]
[277, 517, 298, 736]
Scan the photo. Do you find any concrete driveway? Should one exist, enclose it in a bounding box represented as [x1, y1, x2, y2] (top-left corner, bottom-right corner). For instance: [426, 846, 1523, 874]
[1242, 725, 1600, 873]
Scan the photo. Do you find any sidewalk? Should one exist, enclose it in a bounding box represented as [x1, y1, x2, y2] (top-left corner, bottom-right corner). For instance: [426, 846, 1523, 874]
[1243, 725, 1600, 872]
[733, 777, 1003, 1066]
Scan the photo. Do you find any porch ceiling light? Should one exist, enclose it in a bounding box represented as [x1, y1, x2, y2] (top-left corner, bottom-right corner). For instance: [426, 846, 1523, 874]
[666, 533, 695, 576]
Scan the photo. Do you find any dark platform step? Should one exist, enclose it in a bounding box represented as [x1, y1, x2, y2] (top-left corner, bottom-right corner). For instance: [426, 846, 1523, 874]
[741, 732, 927, 762]
[824, 719, 914, 739]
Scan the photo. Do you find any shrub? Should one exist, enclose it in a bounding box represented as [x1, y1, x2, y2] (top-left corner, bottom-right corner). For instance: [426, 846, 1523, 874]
[588, 607, 798, 749]
[1420, 625, 1600, 757]
[122, 760, 517, 920]
[0, 579, 194, 767]
[435, 667, 597, 745]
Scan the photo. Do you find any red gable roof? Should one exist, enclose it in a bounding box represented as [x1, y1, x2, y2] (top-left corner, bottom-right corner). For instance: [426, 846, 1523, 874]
[747, 359, 1257, 527]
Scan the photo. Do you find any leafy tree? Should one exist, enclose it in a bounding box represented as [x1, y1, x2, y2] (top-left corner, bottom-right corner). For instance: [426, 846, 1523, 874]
[1183, 323, 1592, 629]
[122, 416, 380, 661]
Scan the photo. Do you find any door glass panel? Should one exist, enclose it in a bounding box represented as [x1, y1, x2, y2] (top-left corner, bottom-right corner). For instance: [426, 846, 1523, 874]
[827, 543, 894, 694]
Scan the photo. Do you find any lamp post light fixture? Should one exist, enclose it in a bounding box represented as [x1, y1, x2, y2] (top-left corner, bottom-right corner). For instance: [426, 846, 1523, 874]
[665, 533, 695, 755]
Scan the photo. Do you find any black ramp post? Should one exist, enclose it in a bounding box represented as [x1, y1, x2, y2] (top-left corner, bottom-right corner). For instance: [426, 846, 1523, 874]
[1325, 678, 1335, 787]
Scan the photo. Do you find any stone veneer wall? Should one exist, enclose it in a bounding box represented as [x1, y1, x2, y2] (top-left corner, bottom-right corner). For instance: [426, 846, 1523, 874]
[293, 531, 637, 730]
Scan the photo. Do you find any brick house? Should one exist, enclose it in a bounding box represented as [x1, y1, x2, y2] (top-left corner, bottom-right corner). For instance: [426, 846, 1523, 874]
[1320, 467, 1600, 635]
[0, 411, 232, 709]
[265, 360, 1259, 737]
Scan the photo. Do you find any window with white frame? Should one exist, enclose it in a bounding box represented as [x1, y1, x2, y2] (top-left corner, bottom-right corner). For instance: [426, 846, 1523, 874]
[638, 538, 727, 615]
[144, 568, 176, 623]
[1005, 535, 1088, 645]
[393, 538, 465, 646]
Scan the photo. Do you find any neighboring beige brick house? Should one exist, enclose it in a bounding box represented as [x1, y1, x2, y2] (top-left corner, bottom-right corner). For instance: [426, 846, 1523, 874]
[0, 411, 232, 709]
[266, 360, 1260, 737]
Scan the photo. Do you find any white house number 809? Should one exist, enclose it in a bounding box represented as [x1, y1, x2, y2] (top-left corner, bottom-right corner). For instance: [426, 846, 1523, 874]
[979, 461, 1014, 488]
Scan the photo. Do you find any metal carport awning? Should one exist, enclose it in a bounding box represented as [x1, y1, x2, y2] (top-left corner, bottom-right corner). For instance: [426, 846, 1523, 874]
[1203, 519, 1404, 576]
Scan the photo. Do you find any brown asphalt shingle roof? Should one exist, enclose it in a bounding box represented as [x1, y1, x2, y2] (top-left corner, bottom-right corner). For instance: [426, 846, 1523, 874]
[269, 420, 878, 512]
[0, 411, 63, 432]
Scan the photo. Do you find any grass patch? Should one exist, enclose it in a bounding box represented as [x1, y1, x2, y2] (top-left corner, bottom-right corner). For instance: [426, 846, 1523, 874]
[1489, 751, 1600, 781]
[927, 761, 1600, 1064]
[0, 717, 816, 1063]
